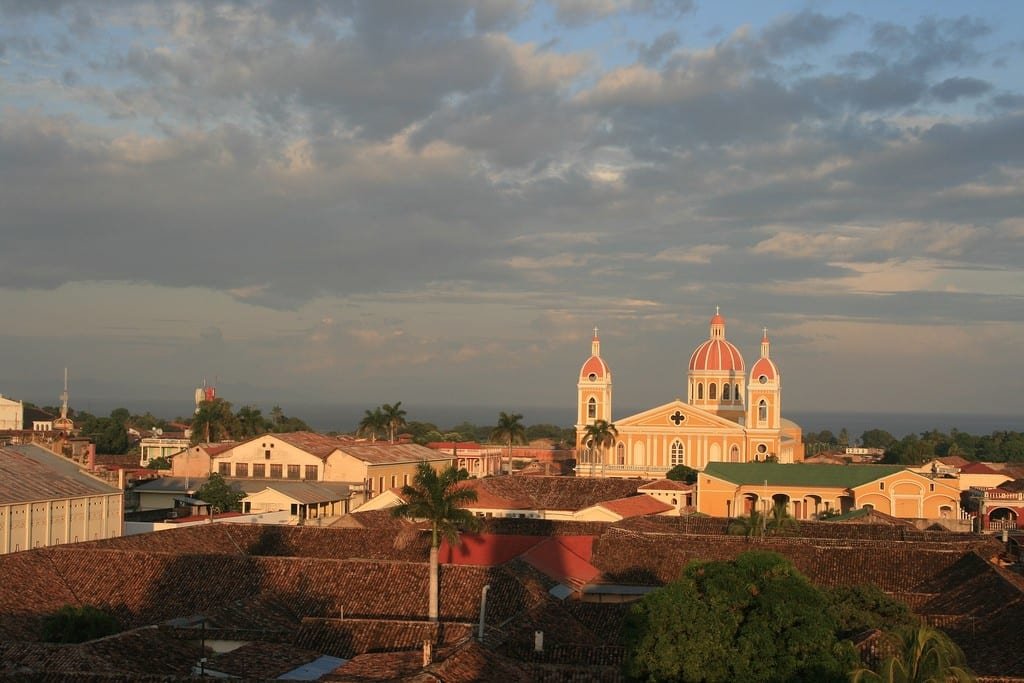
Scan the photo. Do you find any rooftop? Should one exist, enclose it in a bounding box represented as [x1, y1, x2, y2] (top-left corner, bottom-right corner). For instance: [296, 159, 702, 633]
[702, 461, 906, 488]
[0, 444, 120, 505]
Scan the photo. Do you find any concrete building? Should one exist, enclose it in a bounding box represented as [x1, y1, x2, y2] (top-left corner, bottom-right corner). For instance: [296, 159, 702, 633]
[0, 444, 123, 553]
[696, 462, 961, 521]
[575, 312, 803, 479]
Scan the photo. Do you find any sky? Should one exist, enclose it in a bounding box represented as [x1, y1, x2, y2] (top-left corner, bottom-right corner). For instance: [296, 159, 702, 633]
[1, 0, 1023, 428]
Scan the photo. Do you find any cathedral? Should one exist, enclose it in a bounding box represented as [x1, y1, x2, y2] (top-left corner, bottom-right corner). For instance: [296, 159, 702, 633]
[575, 310, 803, 478]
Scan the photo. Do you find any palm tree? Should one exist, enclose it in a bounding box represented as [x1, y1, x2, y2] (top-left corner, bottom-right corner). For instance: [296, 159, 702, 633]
[381, 402, 407, 444]
[766, 501, 799, 536]
[491, 412, 526, 475]
[358, 407, 387, 442]
[583, 419, 618, 471]
[392, 462, 480, 621]
[851, 626, 975, 682]
[727, 509, 767, 540]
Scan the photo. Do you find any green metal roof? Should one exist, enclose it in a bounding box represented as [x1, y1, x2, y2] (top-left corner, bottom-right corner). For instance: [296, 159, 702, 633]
[702, 462, 906, 489]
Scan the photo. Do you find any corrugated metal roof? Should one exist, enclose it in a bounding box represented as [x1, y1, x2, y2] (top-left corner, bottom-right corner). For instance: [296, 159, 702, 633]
[0, 445, 119, 504]
[338, 443, 453, 465]
[244, 481, 352, 504]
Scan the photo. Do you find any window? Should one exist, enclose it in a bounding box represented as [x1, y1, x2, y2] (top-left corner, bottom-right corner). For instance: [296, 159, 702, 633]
[616, 442, 625, 465]
[588, 372, 597, 381]
[270, 464, 283, 478]
[757, 443, 767, 454]
[287, 465, 300, 479]
[758, 400, 768, 422]
[265, 450, 271, 460]
[391, 475, 397, 489]
[929, 483, 935, 492]
[379, 477, 385, 494]
[734, 384, 741, 402]
[697, 383, 704, 400]
[723, 383, 731, 400]
[235, 463, 248, 477]
[403, 474, 409, 486]
[670, 440, 685, 466]
[218, 462, 231, 476]
[305, 465, 318, 480]
[253, 463, 265, 478]
[587, 397, 597, 419]
[709, 383, 717, 400]
[879, 482, 885, 490]
[759, 375, 768, 384]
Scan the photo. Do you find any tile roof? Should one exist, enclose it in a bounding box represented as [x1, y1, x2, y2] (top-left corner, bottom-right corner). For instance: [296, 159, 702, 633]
[269, 431, 356, 459]
[0, 445, 119, 504]
[438, 534, 545, 566]
[597, 495, 673, 518]
[473, 476, 650, 512]
[961, 461, 1004, 475]
[292, 618, 473, 659]
[521, 537, 600, 588]
[703, 461, 905, 488]
[638, 479, 693, 491]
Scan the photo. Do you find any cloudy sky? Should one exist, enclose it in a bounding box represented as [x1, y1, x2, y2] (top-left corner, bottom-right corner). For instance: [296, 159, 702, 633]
[1, 0, 1022, 427]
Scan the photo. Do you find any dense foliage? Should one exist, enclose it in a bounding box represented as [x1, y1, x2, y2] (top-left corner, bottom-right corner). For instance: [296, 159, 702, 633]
[42, 605, 121, 643]
[851, 626, 975, 682]
[666, 464, 698, 483]
[623, 552, 857, 682]
[196, 472, 244, 513]
[805, 426, 1024, 464]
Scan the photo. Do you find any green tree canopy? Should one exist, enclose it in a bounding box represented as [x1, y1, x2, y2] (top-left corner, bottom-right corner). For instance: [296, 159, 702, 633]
[191, 398, 239, 444]
[196, 472, 244, 513]
[851, 626, 975, 683]
[42, 605, 121, 643]
[491, 411, 526, 474]
[358, 407, 387, 441]
[666, 464, 698, 484]
[623, 551, 855, 683]
[382, 401, 407, 443]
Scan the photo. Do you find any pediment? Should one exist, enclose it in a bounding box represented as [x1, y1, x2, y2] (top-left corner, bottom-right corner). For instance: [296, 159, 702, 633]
[615, 400, 744, 431]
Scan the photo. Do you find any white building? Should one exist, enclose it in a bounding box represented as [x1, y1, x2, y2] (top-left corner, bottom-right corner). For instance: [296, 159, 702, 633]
[0, 444, 123, 553]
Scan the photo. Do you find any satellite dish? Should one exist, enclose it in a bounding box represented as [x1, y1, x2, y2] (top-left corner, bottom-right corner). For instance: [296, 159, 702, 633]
[155, 428, 163, 436]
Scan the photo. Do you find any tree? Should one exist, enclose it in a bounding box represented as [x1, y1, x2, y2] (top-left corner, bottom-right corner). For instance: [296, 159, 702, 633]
[666, 464, 698, 484]
[146, 456, 171, 470]
[236, 405, 269, 437]
[196, 472, 244, 513]
[623, 552, 854, 682]
[583, 419, 619, 469]
[382, 401, 407, 443]
[825, 585, 918, 640]
[42, 605, 121, 643]
[727, 509, 767, 540]
[766, 501, 799, 536]
[358, 407, 387, 441]
[491, 411, 526, 475]
[191, 398, 239, 444]
[391, 462, 481, 621]
[851, 626, 975, 683]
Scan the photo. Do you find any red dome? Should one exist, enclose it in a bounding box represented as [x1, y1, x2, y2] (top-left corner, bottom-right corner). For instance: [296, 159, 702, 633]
[688, 339, 745, 372]
[750, 356, 778, 382]
[580, 355, 609, 380]
[711, 312, 726, 326]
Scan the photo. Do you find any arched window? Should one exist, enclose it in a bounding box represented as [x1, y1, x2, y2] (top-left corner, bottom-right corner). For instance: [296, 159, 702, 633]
[670, 440, 685, 466]
[587, 397, 596, 419]
[723, 383, 731, 400]
[730, 445, 740, 462]
[697, 383, 704, 400]
[758, 399, 767, 422]
[616, 442, 625, 465]
[709, 383, 717, 400]
[734, 384, 741, 403]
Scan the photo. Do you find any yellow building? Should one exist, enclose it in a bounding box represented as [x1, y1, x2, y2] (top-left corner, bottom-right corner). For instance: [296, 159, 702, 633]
[697, 462, 961, 521]
[575, 311, 803, 478]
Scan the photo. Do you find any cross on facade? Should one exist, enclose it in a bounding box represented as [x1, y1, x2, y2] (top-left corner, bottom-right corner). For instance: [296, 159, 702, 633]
[670, 410, 685, 426]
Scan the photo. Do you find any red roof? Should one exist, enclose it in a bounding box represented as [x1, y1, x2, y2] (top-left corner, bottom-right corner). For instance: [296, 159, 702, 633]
[425, 442, 486, 450]
[521, 536, 601, 588]
[961, 462, 1003, 475]
[750, 355, 778, 381]
[688, 338, 744, 372]
[580, 355, 609, 380]
[437, 533, 543, 566]
[598, 495, 673, 518]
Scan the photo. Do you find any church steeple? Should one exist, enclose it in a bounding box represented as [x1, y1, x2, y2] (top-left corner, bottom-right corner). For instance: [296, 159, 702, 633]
[761, 328, 770, 358]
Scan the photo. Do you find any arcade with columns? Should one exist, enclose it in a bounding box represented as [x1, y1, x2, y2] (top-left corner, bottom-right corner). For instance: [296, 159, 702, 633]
[575, 310, 803, 478]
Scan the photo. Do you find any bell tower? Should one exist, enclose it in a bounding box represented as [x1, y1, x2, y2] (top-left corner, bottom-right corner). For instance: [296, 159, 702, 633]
[576, 327, 612, 446]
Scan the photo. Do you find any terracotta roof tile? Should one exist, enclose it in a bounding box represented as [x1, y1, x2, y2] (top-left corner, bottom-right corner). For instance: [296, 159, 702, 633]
[597, 495, 673, 518]
[638, 479, 693, 491]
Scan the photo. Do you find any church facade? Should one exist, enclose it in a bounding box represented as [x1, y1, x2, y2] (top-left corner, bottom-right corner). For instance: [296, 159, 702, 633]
[575, 311, 803, 478]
